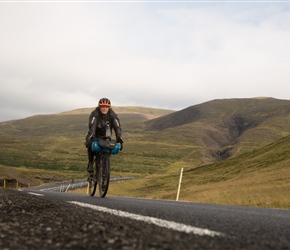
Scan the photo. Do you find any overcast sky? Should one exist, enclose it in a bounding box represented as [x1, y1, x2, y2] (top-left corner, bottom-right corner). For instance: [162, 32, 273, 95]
[0, 1, 290, 122]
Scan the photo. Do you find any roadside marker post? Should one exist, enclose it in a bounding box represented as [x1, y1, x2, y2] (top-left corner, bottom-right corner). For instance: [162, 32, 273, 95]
[86, 183, 89, 194]
[176, 167, 184, 201]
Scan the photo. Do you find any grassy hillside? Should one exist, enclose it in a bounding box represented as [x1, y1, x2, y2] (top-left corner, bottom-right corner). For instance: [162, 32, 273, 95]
[0, 164, 73, 187]
[1, 98, 290, 209]
[109, 134, 290, 209]
[1, 98, 290, 174]
[145, 97, 290, 163]
[0, 106, 175, 182]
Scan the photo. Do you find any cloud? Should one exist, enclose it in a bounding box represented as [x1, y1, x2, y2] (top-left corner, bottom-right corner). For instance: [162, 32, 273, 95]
[0, 2, 290, 122]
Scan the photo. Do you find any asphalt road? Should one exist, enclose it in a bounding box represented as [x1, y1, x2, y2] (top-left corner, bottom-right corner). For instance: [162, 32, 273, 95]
[1, 188, 290, 249]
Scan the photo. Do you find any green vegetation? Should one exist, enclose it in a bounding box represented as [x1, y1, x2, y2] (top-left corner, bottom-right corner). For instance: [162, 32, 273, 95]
[1, 99, 290, 209]
[108, 134, 290, 209]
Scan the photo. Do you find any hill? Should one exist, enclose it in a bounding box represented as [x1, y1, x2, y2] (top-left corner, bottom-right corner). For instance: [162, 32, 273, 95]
[2, 98, 290, 173]
[109, 131, 290, 209]
[0, 106, 175, 184]
[0, 106, 174, 137]
[1, 98, 290, 209]
[144, 97, 290, 164]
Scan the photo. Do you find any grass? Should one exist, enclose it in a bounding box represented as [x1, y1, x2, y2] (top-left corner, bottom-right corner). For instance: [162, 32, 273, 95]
[70, 157, 290, 210]
[106, 135, 290, 210]
[185, 166, 290, 205]
[2, 102, 290, 210]
[2, 131, 290, 209]
[105, 161, 290, 210]
[71, 167, 290, 210]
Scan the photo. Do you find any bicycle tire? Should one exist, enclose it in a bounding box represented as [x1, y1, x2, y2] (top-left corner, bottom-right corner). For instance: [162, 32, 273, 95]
[88, 161, 97, 196]
[98, 154, 110, 198]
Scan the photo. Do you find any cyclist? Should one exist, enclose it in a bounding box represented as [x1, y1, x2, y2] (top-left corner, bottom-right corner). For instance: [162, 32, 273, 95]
[85, 98, 123, 176]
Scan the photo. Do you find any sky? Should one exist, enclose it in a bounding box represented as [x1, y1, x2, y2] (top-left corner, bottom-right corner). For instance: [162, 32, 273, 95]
[0, 1, 290, 122]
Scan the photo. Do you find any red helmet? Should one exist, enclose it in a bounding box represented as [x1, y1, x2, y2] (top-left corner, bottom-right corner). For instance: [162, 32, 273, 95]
[98, 98, 111, 107]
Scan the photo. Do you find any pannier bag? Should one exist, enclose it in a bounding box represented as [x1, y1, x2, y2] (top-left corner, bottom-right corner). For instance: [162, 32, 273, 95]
[91, 139, 121, 154]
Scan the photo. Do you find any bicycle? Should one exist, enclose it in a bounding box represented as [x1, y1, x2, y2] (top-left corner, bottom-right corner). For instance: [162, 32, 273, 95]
[87, 139, 123, 198]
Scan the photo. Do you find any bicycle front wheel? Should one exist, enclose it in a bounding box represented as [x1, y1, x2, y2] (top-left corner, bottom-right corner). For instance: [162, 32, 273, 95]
[88, 162, 97, 196]
[98, 154, 110, 198]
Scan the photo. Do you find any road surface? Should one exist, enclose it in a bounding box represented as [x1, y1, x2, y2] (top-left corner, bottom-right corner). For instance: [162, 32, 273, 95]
[1, 188, 290, 249]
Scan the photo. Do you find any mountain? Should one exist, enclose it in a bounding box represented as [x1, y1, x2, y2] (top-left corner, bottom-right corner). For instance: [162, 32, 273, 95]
[1, 97, 290, 183]
[144, 97, 290, 164]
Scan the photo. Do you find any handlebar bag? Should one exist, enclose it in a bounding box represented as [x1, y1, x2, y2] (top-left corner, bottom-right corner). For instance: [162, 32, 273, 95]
[97, 139, 116, 150]
[92, 139, 120, 154]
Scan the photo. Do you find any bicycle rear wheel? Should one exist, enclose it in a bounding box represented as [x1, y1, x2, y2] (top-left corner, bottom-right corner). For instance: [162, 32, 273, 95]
[98, 154, 110, 198]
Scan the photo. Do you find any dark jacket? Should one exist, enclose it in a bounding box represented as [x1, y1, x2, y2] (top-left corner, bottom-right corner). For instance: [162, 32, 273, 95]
[86, 107, 122, 143]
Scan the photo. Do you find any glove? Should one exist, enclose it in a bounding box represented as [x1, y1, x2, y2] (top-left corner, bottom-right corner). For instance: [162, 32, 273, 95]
[85, 132, 93, 148]
[116, 136, 123, 144]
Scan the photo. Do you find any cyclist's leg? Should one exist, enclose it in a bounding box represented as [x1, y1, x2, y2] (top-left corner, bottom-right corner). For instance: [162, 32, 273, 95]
[95, 152, 101, 167]
[88, 152, 98, 196]
[87, 141, 94, 175]
[88, 155, 97, 196]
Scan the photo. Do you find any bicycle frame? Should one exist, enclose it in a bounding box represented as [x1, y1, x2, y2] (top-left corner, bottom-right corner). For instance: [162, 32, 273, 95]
[88, 141, 122, 198]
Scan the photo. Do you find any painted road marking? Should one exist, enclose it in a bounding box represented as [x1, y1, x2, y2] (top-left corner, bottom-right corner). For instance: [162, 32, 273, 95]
[27, 192, 44, 196]
[69, 201, 224, 237]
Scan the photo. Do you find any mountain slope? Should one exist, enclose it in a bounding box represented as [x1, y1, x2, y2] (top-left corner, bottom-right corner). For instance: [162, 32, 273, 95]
[109, 129, 290, 208]
[144, 97, 290, 163]
[1, 98, 290, 176]
[0, 106, 175, 174]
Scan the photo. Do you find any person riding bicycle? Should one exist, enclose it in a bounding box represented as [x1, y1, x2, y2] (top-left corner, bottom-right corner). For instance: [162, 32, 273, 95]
[85, 97, 123, 176]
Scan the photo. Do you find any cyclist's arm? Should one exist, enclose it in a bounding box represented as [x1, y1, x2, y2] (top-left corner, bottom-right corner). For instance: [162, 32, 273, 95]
[110, 112, 122, 142]
[88, 110, 98, 140]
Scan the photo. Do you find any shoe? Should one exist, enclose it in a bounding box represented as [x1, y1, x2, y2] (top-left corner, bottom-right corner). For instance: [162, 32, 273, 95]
[102, 181, 107, 191]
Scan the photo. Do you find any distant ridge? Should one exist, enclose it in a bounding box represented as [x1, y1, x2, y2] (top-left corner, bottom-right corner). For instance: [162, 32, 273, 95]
[145, 97, 289, 130]
[58, 106, 174, 118]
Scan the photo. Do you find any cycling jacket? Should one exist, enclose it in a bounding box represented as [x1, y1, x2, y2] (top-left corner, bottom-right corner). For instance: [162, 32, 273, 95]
[87, 107, 122, 141]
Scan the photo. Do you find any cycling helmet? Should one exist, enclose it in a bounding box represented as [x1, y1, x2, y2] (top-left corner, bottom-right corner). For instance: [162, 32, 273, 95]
[98, 98, 111, 107]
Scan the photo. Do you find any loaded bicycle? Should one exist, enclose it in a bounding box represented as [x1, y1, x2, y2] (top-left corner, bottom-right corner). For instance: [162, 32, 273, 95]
[87, 139, 123, 197]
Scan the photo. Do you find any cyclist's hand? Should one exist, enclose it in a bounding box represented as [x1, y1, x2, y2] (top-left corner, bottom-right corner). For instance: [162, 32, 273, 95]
[117, 136, 123, 151]
[117, 136, 123, 144]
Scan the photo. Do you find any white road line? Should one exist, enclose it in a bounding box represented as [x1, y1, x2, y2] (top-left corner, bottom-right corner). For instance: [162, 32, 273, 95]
[68, 201, 224, 237]
[27, 192, 44, 196]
